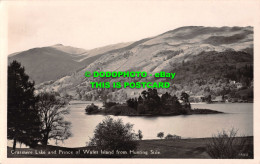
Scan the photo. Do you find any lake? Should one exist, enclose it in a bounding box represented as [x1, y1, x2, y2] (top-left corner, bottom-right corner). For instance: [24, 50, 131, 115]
[51, 102, 253, 148]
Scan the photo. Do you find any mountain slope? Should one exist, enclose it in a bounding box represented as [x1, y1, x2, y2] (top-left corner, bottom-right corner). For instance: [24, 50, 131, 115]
[8, 42, 133, 84]
[10, 26, 253, 101]
[8, 47, 84, 84]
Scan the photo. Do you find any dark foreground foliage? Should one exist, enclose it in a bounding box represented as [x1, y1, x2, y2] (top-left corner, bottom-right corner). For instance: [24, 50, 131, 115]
[8, 60, 42, 149]
[206, 129, 253, 158]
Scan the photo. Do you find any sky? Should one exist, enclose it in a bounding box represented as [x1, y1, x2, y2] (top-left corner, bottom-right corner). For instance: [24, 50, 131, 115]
[6, 0, 259, 54]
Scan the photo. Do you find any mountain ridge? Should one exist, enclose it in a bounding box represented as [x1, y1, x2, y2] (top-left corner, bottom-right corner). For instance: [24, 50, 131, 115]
[8, 42, 133, 84]
[8, 26, 253, 101]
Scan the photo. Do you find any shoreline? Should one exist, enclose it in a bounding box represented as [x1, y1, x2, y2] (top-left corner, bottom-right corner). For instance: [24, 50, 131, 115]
[86, 107, 223, 117]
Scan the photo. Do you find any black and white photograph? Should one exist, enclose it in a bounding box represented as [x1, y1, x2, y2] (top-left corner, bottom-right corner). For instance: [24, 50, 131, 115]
[0, 0, 259, 163]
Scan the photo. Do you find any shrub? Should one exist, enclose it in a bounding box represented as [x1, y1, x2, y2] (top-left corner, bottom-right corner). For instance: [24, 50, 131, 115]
[85, 103, 99, 114]
[206, 128, 251, 158]
[103, 102, 118, 109]
[89, 116, 138, 153]
[105, 105, 138, 116]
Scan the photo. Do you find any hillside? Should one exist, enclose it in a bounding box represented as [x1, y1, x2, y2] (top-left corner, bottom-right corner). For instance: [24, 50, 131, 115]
[9, 26, 253, 101]
[8, 43, 132, 84]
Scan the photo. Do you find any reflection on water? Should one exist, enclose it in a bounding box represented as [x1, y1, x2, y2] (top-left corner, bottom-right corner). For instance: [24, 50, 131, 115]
[50, 102, 253, 148]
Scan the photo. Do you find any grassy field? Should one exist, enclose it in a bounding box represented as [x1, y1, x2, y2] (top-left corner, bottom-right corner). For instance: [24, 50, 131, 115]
[7, 137, 253, 158]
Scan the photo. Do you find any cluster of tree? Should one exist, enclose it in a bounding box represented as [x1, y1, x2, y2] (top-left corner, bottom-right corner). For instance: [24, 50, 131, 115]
[8, 61, 71, 150]
[85, 102, 123, 114]
[126, 98, 138, 110]
[157, 132, 181, 140]
[126, 89, 190, 115]
[164, 134, 181, 140]
[224, 64, 253, 87]
[154, 49, 184, 59]
[76, 83, 128, 102]
[201, 95, 212, 103]
[168, 50, 253, 98]
[103, 101, 119, 109]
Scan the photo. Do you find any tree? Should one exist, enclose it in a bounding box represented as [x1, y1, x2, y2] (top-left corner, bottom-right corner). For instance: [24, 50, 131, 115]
[157, 132, 164, 139]
[126, 98, 135, 108]
[205, 95, 212, 103]
[8, 60, 42, 150]
[181, 92, 191, 109]
[137, 130, 143, 140]
[171, 95, 179, 104]
[161, 92, 171, 104]
[141, 89, 161, 112]
[180, 92, 190, 103]
[37, 92, 72, 145]
[127, 98, 139, 110]
[89, 116, 138, 152]
[133, 98, 138, 110]
[141, 90, 148, 100]
[137, 95, 143, 104]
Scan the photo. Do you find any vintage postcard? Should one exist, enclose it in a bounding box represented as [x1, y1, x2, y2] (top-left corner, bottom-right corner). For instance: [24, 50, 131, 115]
[0, 0, 260, 164]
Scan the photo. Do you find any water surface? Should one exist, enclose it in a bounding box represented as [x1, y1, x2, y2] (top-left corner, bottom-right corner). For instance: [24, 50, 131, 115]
[54, 102, 253, 147]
